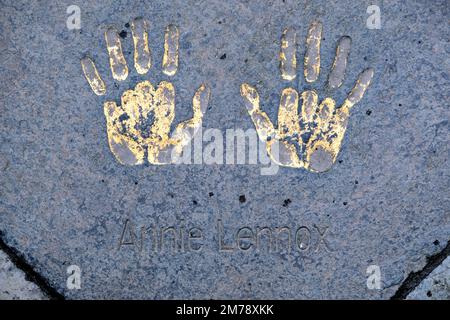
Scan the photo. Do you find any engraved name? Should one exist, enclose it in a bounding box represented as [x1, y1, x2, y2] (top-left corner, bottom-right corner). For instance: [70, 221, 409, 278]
[118, 218, 332, 255]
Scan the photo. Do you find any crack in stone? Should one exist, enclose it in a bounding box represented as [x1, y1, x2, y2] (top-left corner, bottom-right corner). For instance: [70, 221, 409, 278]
[0, 231, 64, 300]
[391, 239, 450, 300]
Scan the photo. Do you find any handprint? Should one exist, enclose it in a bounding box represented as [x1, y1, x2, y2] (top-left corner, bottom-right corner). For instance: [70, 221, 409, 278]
[240, 21, 374, 172]
[81, 18, 210, 165]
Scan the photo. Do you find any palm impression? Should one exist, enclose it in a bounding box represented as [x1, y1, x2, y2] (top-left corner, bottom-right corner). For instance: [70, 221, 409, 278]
[81, 18, 210, 166]
[240, 21, 374, 172]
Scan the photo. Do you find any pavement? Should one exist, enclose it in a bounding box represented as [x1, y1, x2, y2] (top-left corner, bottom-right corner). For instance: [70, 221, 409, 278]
[0, 0, 449, 299]
[407, 256, 450, 300]
[0, 250, 48, 300]
[2, 250, 448, 300]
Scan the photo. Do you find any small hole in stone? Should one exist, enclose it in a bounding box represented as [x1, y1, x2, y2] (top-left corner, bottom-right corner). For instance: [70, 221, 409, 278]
[209, 192, 214, 197]
[282, 199, 291, 207]
[366, 109, 372, 116]
[125, 23, 130, 28]
[193, 200, 198, 205]
[343, 202, 348, 206]
[239, 195, 246, 203]
[426, 291, 432, 297]
[355, 180, 359, 185]
[433, 240, 440, 246]
[119, 30, 128, 39]
[134, 181, 138, 185]
[220, 53, 227, 60]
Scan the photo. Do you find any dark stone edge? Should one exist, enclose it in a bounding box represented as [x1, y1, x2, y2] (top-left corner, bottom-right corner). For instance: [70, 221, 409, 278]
[0, 230, 65, 300]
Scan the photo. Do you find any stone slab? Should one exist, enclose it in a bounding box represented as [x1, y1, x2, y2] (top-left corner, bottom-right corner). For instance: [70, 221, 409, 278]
[0, 0, 449, 299]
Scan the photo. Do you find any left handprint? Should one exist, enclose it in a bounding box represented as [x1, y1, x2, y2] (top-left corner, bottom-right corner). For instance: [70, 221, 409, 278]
[81, 18, 210, 165]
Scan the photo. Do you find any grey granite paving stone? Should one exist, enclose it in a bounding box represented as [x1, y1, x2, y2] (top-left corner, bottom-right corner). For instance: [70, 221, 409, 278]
[0, 0, 449, 299]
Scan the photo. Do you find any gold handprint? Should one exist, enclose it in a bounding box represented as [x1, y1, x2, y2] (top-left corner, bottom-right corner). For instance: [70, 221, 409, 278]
[241, 21, 374, 172]
[81, 18, 210, 165]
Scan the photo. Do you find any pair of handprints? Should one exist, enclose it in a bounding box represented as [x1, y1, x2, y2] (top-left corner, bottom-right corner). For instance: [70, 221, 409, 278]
[81, 17, 373, 172]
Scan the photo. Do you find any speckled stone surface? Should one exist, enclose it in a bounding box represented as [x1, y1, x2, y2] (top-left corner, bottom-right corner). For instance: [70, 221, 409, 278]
[0, 0, 449, 299]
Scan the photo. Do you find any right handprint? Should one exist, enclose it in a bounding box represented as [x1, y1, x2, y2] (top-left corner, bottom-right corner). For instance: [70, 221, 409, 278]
[241, 21, 374, 173]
